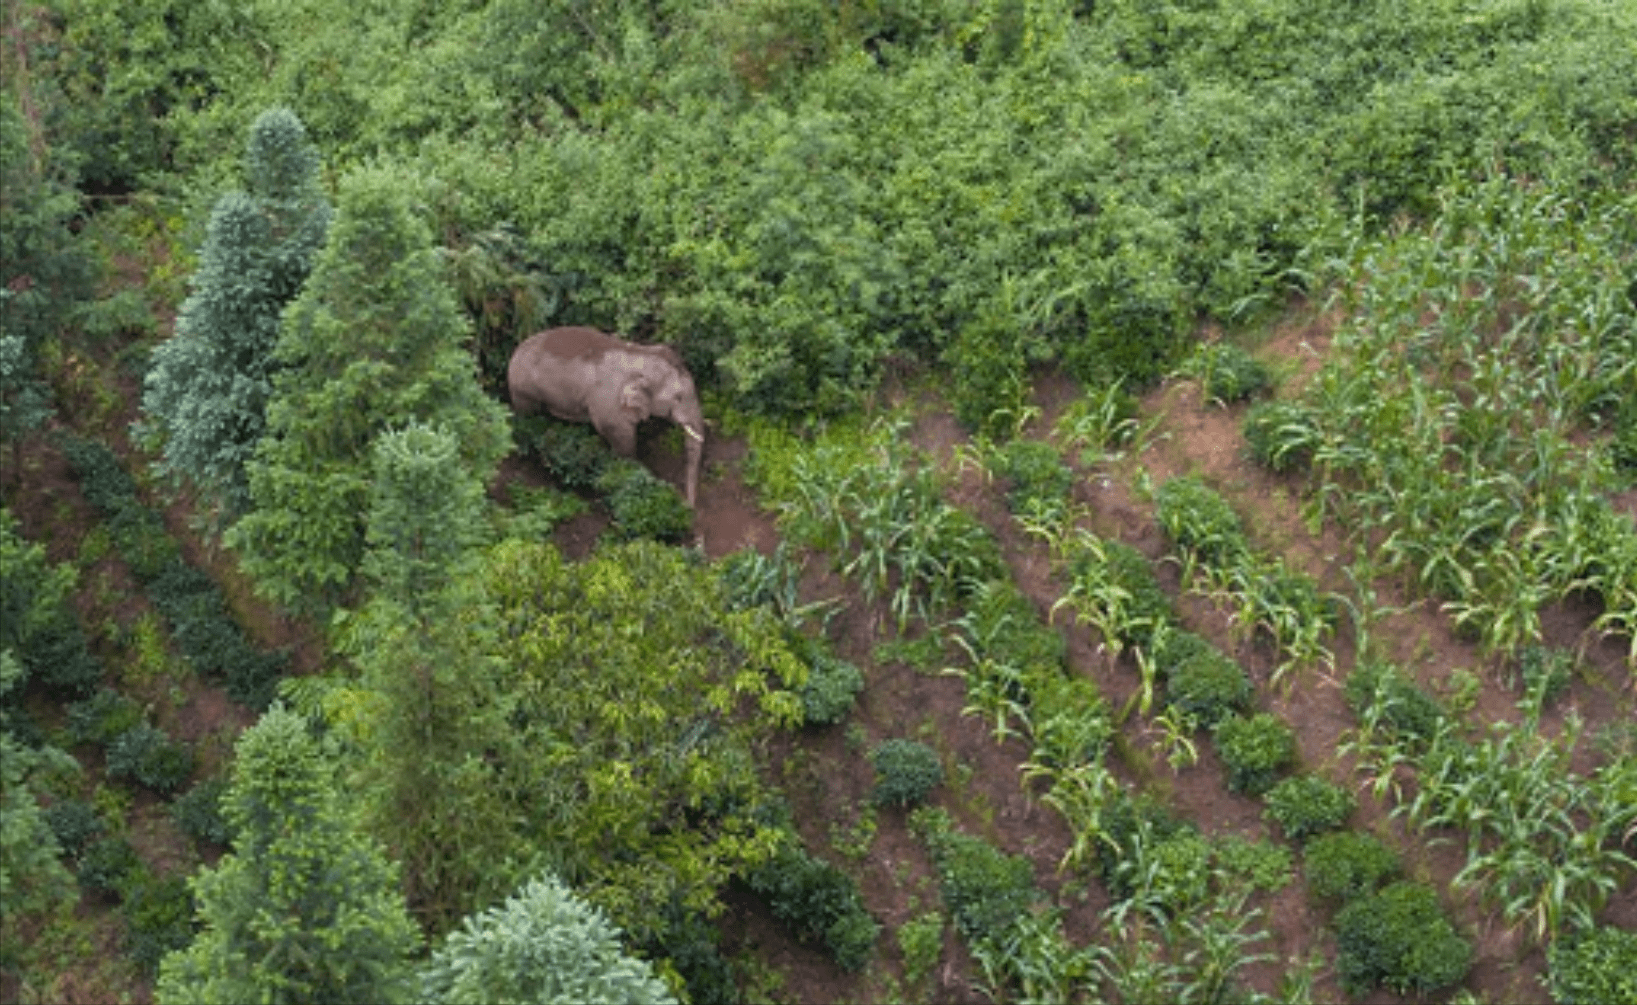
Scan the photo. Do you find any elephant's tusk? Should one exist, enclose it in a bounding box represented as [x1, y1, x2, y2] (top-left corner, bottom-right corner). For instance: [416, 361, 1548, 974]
[683, 425, 704, 442]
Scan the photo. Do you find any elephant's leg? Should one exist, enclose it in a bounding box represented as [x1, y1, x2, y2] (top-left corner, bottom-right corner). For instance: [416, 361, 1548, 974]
[593, 415, 638, 456]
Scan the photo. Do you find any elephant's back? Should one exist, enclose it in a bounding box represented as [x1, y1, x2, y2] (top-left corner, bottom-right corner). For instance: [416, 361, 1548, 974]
[525, 326, 621, 363]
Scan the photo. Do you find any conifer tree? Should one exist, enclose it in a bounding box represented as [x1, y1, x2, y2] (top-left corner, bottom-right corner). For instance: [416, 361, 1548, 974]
[139, 107, 330, 519]
[154, 704, 419, 1005]
[227, 165, 509, 615]
[348, 422, 517, 928]
[418, 872, 676, 1005]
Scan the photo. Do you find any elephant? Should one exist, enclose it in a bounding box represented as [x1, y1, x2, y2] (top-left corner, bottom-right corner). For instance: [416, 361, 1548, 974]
[507, 326, 705, 507]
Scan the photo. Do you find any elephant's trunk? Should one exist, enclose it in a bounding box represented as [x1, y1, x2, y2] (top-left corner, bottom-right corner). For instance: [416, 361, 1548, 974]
[681, 420, 703, 508]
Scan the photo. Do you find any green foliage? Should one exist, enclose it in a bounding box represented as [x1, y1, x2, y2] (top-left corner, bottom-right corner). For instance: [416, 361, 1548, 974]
[59, 437, 286, 708]
[897, 910, 945, 986]
[475, 539, 804, 947]
[169, 779, 232, 848]
[138, 108, 331, 519]
[1164, 646, 1253, 729]
[1303, 830, 1400, 904]
[155, 704, 420, 1005]
[1345, 659, 1445, 743]
[122, 873, 197, 976]
[1212, 712, 1296, 797]
[517, 416, 612, 490]
[595, 458, 695, 543]
[1210, 834, 1292, 893]
[1333, 881, 1472, 997]
[1154, 475, 1248, 574]
[361, 421, 491, 608]
[798, 652, 864, 726]
[0, 721, 77, 918]
[945, 305, 1031, 439]
[1242, 400, 1319, 473]
[0, 509, 102, 698]
[419, 872, 675, 1005]
[1056, 534, 1175, 653]
[1513, 644, 1575, 709]
[228, 165, 510, 616]
[105, 723, 195, 796]
[912, 807, 1038, 944]
[66, 688, 145, 747]
[745, 834, 879, 971]
[991, 437, 1074, 514]
[1547, 925, 1637, 1005]
[76, 835, 141, 899]
[44, 798, 104, 857]
[1261, 774, 1354, 843]
[870, 738, 944, 808]
[1181, 343, 1272, 405]
[0, 334, 53, 448]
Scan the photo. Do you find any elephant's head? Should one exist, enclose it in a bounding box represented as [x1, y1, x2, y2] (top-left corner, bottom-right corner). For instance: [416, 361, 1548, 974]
[623, 348, 704, 506]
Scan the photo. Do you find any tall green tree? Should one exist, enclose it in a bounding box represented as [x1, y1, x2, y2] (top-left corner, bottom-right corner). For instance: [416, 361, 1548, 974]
[154, 704, 419, 1005]
[139, 107, 331, 520]
[346, 421, 518, 929]
[418, 872, 675, 1005]
[227, 165, 509, 615]
[0, 652, 78, 922]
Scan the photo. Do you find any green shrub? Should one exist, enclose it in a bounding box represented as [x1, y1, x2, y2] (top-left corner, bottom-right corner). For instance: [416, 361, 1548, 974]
[76, 836, 142, 899]
[1154, 475, 1248, 570]
[1095, 791, 1193, 900]
[1334, 881, 1471, 996]
[1211, 834, 1293, 893]
[912, 808, 1038, 943]
[991, 438, 1073, 513]
[958, 579, 1067, 679]
[1063, 538, 1176, 650]
[1344, 660, 1445, 743]
[1188, 343, 1272, 404]
[1026, 675, 1113, 771]
[1149, 628, 1216, 681]
[1548, 925, 1637, 1005]
[1303, 831, 1400, 903]
[1136, 832, 1213, 915]
[44, 798, 104, 857]
[520, 417, 611, 489]
[799, 652, 864, 726]
[170, 778, 233, 847]
[596, 459, 694, 543]
[870, 739, 943, 808]
[745, 838, 878, 971]
[1262, 775, 1354, 842]
[66, 688, 145, 747]
[896, 911, 945, 986]
[1242, 400, 1319, 473]
[1514, 644, 1575, 708]
[1212, 713, 1295, 796]
[105, 723, 195, 796]
[122, 872, 197, 975]
[1165, 647, 1253, 728]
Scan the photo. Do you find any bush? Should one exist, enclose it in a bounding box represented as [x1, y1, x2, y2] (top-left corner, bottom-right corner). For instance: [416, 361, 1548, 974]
[1153, 475, 1249, 570]
[1064, 538, 1176, 650]
[1548, 925, 1637, 1005]
[991, 438, 1073, 513]
[745, 838, 878, 971]
[520, 417, 611, 489]
[799, 652, 864, 726]
[596, 459, 694, 544]
[66, 688, 145, 747]
[170, 778, 233, 847]
[1189, 343, 1272, 404]
[1242, 400, 1319, 473]
[1262, 775, 1354, 843]
[105, 723, 196, 796]
[913, 808, 1038, 943]
[1304, 831, 1400, 903]
[44, 798, 105, 856]
[1165, 647, 1253, 728]
[1094, 791, 1193, 900]
[1514, 644, 1575, 707]
[76, 836, 142, 899]
[958, 579, 1067, 679]
[122, 873, 197, 975]
[870, 739, 943, 808]
[1344, 660, 1445, 743]
[1334, 881, 1472, 996]
[1212, 712, 1295, 796]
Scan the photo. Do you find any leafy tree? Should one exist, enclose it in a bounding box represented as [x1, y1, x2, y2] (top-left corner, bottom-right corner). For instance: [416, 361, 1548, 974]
[0, 508, 101, 699]
[0, 651, 78, 920]
[155, 703, 419, 1005]
[346, 422, 517, 929]
[139, 107, 331, 520]
[419, 872, 675, 1005]
[227, 165, 509, 615]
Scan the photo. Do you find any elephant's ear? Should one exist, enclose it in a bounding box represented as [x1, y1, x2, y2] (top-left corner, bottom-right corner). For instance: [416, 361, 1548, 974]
[620, 376, 653, 420]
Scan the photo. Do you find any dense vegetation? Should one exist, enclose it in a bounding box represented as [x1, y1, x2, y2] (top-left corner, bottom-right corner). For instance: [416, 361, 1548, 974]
[3, 0, 1634, 1002]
